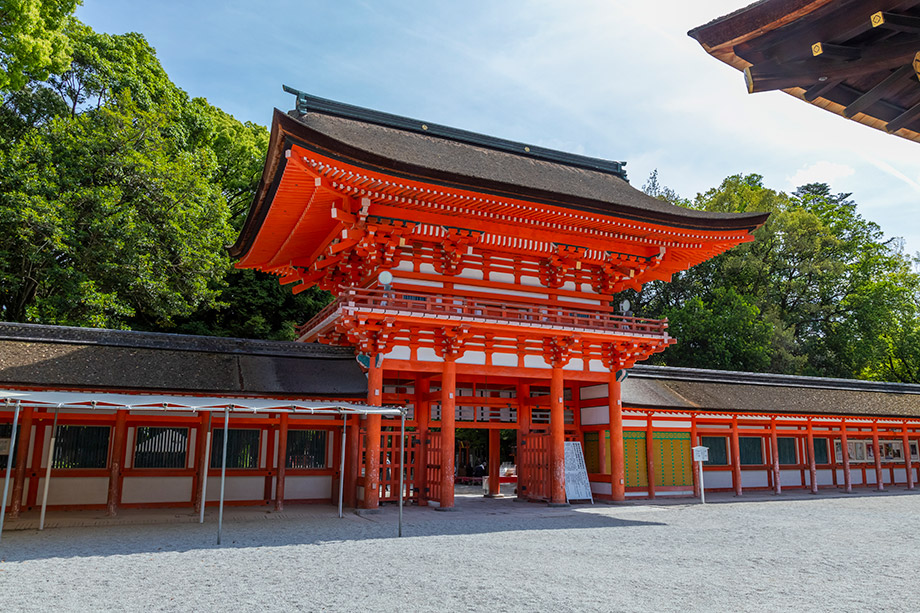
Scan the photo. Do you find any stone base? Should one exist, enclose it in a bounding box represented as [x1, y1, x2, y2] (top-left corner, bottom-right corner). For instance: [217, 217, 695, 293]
[434, 506, 459, 512]
[354, 508, 382, 516]
[547, 502, 570, 508]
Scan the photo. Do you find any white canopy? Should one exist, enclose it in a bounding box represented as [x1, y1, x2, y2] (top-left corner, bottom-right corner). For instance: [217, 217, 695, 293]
[0, 387, 408, 546]
[0, 389, 404, 416]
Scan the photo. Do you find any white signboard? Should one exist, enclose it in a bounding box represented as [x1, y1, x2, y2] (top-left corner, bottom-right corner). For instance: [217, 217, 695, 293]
[692, 446, 709, 462]
[0, 438, 10, 455]
[564, 441, 594, 503]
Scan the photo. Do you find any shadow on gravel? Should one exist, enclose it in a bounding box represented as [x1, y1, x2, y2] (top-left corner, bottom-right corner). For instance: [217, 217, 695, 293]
[0, 500, 667, 563]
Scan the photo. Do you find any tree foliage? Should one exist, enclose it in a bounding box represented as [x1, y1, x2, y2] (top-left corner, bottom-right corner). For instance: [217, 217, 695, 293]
[0, 0, 79, 91]
[638, 172, 920, 383]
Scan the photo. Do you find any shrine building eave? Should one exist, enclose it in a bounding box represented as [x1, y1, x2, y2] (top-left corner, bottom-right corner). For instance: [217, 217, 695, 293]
[229, 92, 769, 262]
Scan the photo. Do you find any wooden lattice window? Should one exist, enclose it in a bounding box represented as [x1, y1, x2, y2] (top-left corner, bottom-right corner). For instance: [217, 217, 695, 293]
[134, 427, 189, 469]
[210, 429, 260, 469]
[286, 430, 328, 469]
[53, 426, 110, 469]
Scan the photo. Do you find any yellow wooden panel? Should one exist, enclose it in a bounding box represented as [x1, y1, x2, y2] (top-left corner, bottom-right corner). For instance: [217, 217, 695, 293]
[653, 432, 692, 486]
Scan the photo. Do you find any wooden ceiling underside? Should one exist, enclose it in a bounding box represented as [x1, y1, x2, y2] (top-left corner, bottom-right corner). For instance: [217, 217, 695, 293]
[690, 0, 920, 143]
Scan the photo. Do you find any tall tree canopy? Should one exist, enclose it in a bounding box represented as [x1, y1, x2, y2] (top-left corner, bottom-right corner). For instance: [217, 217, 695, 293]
[0, 17, 327, 337]
[636, 172, 920, 383]
[0, 0, 79, 90]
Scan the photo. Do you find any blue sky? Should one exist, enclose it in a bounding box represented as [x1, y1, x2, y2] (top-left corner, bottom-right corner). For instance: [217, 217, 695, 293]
[77, 0, 920, 255]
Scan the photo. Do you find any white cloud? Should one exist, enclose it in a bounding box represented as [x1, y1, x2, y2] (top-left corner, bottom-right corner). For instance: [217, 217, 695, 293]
[786, 161, 856, 190]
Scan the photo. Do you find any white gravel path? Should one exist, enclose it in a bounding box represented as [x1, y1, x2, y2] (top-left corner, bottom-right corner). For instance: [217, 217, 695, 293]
[2, 490, 919, 612]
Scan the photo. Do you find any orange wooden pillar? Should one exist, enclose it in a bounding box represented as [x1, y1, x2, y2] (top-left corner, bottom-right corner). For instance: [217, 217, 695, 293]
[806, 420, 818, 494]
[730, 416, 742, 496]
[690, 414, 701, 499]
[516, 382, 530, 501]
[344, 415, 359, 508]
[439, 357, 457, 510]
[487, 428, 501, 497]
[608, 372, 625, 502]
[415, 376, 430, 506]
[8, 406, 33, 519]
[871, 423, 884, 492]
[193, 412, 211, 513]
[770, 420, 781, 495]
[549, 365, 566, 505]
[645, 414, 655, 499]
[275, 412, 289, 511]
[840, 421, 852, 493]
[106, 410, 128, 517]
[363, 356, 383, 509]
[902, 425, 914, 490]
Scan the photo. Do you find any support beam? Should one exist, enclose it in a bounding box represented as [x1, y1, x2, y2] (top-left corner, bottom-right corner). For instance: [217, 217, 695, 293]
[608, 372, 625, 502]
[549, 365, 566, 505]
[8, 406, 33, 519]
[106, 410, 127, 517]
[0, 402, 21, 546]
[803, 78, 843, 101]
[516, 382, 531, 501]
[811, 42, 861, 60]
[872, 425, 884, 492]
[193, 412, 211, 514]
[902, 425, 914, 490]
[731, 416, 742, 496]
[871, 11, 920, 34]
[770, 420, 781, 495]
[363, 356, 383, 510]
[806, 420, 818, 494]
[885, 100, 920, 133]
[415, 376, 430, 506]
[645, 415, 655, 499]
[690, 415, 701, 499]
[275, 412, 289, 511]
[840, 423, 852, 493]
[439, 357, 457, 510]
[487, 427, 501, 497]
[844, 63, 917, 118]
[344, 415, 359, 508]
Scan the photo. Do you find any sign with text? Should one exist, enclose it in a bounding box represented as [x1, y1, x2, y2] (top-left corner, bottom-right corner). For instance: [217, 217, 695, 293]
[692, 446, 709, 462]
[564, 441, 594, 503]
[0, 438, 10, 455]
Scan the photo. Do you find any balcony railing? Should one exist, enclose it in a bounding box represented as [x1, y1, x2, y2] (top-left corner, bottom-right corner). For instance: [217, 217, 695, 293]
[299, 287, 669, 339]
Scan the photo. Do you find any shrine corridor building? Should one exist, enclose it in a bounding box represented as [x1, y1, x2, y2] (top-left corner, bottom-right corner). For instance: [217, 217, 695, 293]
[2, 92, 920, 518]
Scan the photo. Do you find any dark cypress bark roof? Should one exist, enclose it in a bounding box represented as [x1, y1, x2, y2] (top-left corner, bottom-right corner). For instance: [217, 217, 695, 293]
[230, 91, 769, 259]
[0, 322, 366, 398]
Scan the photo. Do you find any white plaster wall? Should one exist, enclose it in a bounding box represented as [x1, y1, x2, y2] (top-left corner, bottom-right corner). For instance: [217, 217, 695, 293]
[580, 406, 608, 426]
[523, 355, 550, 369]
[589, 360, 606, 372]
[702, 470, 734, 489]
[563, 358, 584, 371]
[591, 481, 612, 495]
[205, 476, 264, 502]
[456, 351, 486, 365]
[43, 477, 108, 505]
[780, 469, 801, 487]
[580, 384, 607, 401]
[653, 420, 689, 428]
[284, 476, 332, 500]
[816, 469, 835, 486]
[742, 471, 769, 488]
[492, 353, 518, 367]
[122, 477, 193, 504]
[385, 346, 412, 360]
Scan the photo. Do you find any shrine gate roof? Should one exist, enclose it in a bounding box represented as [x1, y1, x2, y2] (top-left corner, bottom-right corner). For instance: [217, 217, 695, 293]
[230, 90, 768, 261]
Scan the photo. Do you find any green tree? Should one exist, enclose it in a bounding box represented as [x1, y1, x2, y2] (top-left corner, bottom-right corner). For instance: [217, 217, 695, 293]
[0, 0, 79, 91]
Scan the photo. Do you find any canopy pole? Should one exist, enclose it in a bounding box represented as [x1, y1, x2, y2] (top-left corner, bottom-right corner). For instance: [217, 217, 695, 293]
[338, 413, 346, 518]
[39, 408, 60, 530]
[217, 406, 230, 545]
[0, 401, 22, 547]
[199, 412, 212, 524]
[398, 410, 405, 538]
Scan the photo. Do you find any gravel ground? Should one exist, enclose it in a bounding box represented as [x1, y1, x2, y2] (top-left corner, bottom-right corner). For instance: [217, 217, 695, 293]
[2, 490, 919, 612]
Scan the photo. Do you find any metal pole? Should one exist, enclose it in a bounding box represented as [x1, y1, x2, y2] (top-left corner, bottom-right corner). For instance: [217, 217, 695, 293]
[39, 408, 59, 530]
[0, 401, 22, 546]
[698, 460, 706, 504]
[199, 411, 212, 524]
[398, 410, 405, 537]
[217, 406, 230, 545]
[338, 413, 346, 519]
